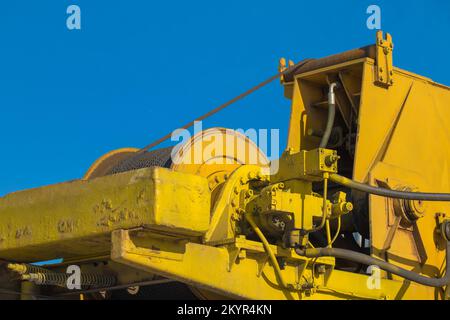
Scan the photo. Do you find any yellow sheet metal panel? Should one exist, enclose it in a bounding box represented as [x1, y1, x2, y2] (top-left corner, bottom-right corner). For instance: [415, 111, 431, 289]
[0, 167, 210, 262]
[278, 39, 448, 299]
[355, 61, 450, 285]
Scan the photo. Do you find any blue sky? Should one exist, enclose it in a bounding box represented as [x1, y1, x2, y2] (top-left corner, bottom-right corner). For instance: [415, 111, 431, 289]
[0, 1, 449, 196]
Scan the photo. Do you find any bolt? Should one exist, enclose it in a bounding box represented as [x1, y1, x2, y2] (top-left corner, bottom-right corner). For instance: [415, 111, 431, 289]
[301, 282, 314, 290]
[325, 154, 340, 167]
[344, 202, 353, 213]
[316, 265, 327, 274]
[412, 199, 425, 214]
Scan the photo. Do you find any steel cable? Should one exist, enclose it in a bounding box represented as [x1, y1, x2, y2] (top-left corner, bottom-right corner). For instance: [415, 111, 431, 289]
[138, 59, 313, 153]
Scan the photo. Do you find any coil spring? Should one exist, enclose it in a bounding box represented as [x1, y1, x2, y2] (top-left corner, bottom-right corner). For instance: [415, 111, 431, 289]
[22, 272, 116, 288]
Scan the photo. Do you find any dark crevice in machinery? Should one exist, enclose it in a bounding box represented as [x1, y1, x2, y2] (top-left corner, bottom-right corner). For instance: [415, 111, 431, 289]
[308, 78, 369, 272]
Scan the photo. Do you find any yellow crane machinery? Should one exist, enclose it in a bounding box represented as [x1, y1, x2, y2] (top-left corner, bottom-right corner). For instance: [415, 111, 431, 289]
[0, 31, 449, 300]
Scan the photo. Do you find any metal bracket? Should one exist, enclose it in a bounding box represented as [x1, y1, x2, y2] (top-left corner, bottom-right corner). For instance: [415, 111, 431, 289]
[227, 248, 241, 272]
[375, 30, 394, 88]
[256, 256, 269, 277]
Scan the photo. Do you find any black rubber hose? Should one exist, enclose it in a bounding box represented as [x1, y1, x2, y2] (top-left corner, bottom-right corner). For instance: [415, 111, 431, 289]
[319, 83, 338, 148]
[319, 103, 335, 148]
[330, 173, 450, 201]
[296, 242, 450, 287]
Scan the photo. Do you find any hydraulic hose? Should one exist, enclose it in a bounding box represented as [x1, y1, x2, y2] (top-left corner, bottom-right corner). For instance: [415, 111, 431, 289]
[245, 213, 289, 289]
[330, 173, 450, 201]
[304, 174, 329, 233]
[319, 83, 338, 148]
[329, 216, 341, 247]
[296, 241, 450, 287]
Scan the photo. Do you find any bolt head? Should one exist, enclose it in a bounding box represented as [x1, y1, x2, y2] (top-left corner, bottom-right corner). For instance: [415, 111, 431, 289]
[316, 265, 327, 274]
[344, 202, 353, 212]
[412, 200, 425, 215]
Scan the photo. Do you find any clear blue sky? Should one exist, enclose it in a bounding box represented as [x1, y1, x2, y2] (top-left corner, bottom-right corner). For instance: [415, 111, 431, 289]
[0, 1, 449, 196]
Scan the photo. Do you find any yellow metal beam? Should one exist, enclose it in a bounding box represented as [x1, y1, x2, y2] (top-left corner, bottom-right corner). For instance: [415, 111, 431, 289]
[0, 167, 210, 262]
[111, 229, 435, 300]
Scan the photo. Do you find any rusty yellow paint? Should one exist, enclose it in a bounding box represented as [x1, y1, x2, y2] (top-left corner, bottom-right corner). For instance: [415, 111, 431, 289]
[0, 167, 210, 262]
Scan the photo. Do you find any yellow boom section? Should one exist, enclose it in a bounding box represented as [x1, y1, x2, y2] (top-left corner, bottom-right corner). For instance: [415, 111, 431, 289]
[0, 167, 210, 262]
